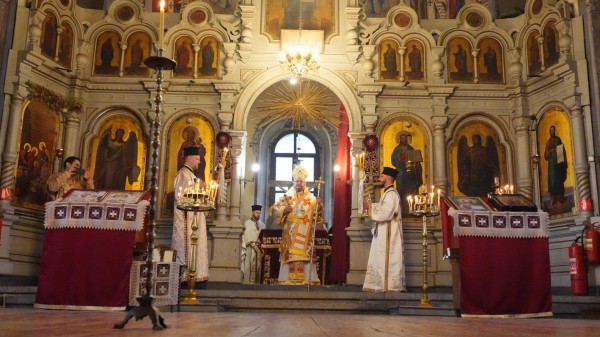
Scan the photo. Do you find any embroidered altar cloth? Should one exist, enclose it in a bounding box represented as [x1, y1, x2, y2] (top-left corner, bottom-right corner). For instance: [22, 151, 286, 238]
[44, 200, 149, 231]
[449, 208, 549, 238]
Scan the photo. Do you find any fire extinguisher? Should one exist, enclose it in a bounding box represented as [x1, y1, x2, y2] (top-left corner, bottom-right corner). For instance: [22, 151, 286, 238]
[583, 223, 600, 264]
[569, 237, 588, 296]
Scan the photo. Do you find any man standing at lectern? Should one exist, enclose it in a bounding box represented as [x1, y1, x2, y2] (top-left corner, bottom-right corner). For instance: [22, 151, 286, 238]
[363, 166, 406, 292]
[173, 146, 209, 284]
[271, 164, 324, 285]
[47, 156, 94, 200]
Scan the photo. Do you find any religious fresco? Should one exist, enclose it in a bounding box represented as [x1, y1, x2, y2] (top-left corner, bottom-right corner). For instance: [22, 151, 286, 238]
[527, 31, 542, 77]
[174, 36, 194, 77]
[164, 115, 215, 214]
[537, 109, 575, 217]
[447, 37, 474, 83]
[363, 0, 400, 17]
[197, 36, 219, 78]
[450, 121, 506, 197]
[124, 32, 151, 77]
[381, 119, 428, 216]
[93, 31, 122, 76]
[40, 10, 58, 59]
[13, 101, 59, 209]
[477, 38, 504, 84]
[543, 20, 560, 68]
[264, 0, 335, 41]
[404, 39, 425, 82]
[379, 39, 400, 81]
[58, 22, 74, 69]
[89, 116, 146, 191]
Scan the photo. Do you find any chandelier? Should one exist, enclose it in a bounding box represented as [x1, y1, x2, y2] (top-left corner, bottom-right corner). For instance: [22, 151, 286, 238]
[279, 1, 319, 83]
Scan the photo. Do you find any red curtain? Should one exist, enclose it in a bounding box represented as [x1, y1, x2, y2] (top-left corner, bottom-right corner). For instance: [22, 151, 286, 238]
[329, 104, 351, 283]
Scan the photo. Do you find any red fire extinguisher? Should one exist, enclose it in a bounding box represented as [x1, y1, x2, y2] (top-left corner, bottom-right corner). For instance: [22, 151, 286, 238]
[569, 237, 588, 296]
[584, 223, 600, 264]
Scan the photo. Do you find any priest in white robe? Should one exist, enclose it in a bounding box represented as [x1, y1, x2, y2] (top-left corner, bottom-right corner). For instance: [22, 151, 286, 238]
[241, 204, 266, 283]
[363, 166, 406, 292]
[172, 146, 209, 283]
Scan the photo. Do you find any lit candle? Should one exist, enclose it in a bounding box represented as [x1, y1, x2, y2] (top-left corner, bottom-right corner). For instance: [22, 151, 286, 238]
[430, 192, 434, 208]
[159, 0, 165, 49]
[407, 195, 413, 211]
[437, 189, 441, 209]
[510, 185, 514, 194]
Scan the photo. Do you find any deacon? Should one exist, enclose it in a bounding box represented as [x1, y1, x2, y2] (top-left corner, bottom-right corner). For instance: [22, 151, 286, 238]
[172, 146, 209, 284]
[363, 166, 406, 292]
[241, 204, 266, 284]
[271, 164, 324, 285]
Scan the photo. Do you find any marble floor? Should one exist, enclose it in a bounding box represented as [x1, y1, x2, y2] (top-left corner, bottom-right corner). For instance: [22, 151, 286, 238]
[0, 308, 599, 337]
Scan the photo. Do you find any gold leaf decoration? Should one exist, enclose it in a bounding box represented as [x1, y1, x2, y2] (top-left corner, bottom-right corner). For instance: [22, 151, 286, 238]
[254, 80, 340, 129]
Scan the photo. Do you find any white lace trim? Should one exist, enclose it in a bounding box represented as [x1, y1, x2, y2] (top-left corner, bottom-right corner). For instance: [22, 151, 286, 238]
[449, 208, 549, 238]
[44, 200, 149, 231]
[128, 261, 180, 306]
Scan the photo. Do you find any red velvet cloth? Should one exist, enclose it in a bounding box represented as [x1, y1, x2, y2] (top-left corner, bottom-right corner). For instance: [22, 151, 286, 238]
[329, 104, 351, 283]
[459, 236, 552, 317]
[35, 228, 135, 310]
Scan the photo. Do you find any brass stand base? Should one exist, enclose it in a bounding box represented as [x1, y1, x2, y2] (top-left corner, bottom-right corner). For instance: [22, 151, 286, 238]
[420, 298, 432, 307]
[113, 297, 167, 330]
[181, 289, 200, 305]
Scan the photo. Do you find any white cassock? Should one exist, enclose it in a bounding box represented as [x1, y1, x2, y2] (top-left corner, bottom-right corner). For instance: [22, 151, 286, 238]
[172, 165, 209, 282]
[241, 217, 265, 283]
[363, 185, 406, 292]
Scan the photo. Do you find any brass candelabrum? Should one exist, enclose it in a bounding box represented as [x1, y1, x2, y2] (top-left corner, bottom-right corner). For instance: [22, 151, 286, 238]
[408, 189, 441, 307]
[176, 182, 217, 304]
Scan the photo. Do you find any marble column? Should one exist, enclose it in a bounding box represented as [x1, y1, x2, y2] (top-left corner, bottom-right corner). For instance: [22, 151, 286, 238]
[432, 116, 448, 195]
[513, 116, 534, 200]
[61, 108, 81, 159]
[568, 102, 592, 216]
[345, 132, 373, 285]
[208, 130, 245, 282]
[0, 94, 24, 190]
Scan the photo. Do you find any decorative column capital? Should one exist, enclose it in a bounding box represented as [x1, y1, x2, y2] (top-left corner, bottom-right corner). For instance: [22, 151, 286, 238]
[512, 116, 534, 133]
[585, 0, 600, 12]
[357, 85, 383, 133]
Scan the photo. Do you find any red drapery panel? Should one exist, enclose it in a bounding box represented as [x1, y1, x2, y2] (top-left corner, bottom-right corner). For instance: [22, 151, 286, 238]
[329, 104, 351, 283]
[35, 228, 136, 310]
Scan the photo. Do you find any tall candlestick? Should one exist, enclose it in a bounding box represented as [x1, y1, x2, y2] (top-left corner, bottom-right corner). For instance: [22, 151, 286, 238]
[159, 0, 165, 49]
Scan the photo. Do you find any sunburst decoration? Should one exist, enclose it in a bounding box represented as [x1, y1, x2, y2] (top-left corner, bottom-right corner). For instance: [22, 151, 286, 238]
[254, 80, 340, 129]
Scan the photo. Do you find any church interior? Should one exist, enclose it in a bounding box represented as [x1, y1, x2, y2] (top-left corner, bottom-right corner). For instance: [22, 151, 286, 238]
[1, 0, 600, 334]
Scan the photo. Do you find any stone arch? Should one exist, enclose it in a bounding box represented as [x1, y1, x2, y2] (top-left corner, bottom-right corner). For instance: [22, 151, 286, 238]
[233, 67, 361, 133]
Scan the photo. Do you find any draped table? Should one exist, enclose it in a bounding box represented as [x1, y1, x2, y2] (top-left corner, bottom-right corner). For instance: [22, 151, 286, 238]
[258, 229, 331, 285]
[443, 206, 553, 318]
[35, 190, 149, 311]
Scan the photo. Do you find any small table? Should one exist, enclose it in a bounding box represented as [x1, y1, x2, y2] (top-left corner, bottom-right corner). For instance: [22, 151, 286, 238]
[35, 190, 149, 310]
[444, 206, 553, 318]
